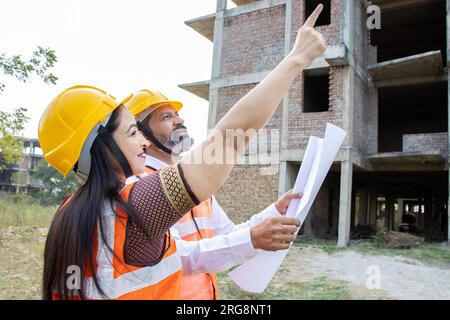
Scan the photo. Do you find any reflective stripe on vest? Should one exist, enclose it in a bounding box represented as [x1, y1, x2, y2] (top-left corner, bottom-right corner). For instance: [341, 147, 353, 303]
[55, 174, 183, 300]
[176, 216, 214, 238]
[82, 202, 182, 299]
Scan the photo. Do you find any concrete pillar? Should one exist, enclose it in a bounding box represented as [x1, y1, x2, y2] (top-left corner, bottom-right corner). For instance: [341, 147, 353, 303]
[359, 190, 368, 226]
[277, 161, 288, 197]
[448, 171, 450, 244]
[207, 0, 227, 130]
[338, 156, 353, 247]
[212, 0, 226, 78]
[338, 0, 355, 246]
[367, 191, 377, 226]
[278, 0, 292, 196]
[280, 0, 292, 152]
[396, 199, 404, 231]
[448, 172, 450, 244]
[447, 0, 450, 245]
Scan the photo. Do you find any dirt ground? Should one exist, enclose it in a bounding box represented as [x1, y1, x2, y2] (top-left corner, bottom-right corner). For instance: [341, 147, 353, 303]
[1, 226, 450, 300]
[278, 245, 450, 300]
[0, 226, 47, 299]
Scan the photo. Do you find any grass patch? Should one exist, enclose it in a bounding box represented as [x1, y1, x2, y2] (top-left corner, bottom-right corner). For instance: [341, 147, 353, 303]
[351, 241, 450, 266]
[0, 198, 56, 228]
[0, 195, 55, 299]
[293, 238, 348, 255]
[0, 226, 48, 299]
[217, 272, 352, 300]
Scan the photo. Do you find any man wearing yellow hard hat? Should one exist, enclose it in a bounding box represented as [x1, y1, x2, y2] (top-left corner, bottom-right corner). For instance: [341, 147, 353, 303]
[123, 90, 302, 300]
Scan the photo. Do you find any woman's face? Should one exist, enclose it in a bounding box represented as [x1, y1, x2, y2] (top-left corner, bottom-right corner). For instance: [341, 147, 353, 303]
[112, 107, 149, 176]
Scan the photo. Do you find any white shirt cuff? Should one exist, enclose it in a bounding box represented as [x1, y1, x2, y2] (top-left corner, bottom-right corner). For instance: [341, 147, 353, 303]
[257, 203, 283, 220]
[228, 227, 259, 261]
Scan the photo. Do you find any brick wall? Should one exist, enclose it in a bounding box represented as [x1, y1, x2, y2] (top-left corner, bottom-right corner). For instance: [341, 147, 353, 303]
[288, 66, 344, 149]
[403, 132, 448, 155]
[216, 83, 282, 130]
[211, 0, 348, 229]
[216, 83, 282, 154]
[291, 0, 343, 48]
[220, 5, 286, 78]
[214, 165, 279, 223]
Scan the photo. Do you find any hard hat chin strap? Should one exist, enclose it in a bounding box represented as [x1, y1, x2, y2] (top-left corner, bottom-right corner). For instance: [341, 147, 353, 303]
[76, 114, 133, 185]
[76, 114, 112, 184]
[97, 127, 134, 179]
[137, 117, 177, 156]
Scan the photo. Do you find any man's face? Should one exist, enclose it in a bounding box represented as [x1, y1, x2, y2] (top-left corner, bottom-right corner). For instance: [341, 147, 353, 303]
[146, 104, 193, 154]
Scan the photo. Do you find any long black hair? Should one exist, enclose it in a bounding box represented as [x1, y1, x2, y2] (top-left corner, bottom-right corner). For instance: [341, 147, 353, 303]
[42, 106, 145, 300]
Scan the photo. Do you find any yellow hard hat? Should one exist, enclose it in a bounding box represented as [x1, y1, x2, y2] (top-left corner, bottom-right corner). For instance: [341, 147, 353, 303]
[121, 89, 183, 120]
[38, 85, 119, 180]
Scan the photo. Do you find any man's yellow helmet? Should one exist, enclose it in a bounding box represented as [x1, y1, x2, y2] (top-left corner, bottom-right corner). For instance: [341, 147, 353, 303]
[121, 89, 183, 120]
[121, 89, 185, 156]
[38, 85, 119, 182]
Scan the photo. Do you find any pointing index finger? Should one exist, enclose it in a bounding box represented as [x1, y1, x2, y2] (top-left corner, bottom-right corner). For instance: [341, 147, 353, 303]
[304, 4, 323, 28]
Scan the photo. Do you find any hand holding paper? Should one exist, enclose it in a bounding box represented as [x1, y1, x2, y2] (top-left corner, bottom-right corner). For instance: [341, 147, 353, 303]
[228, 123, 346, 293]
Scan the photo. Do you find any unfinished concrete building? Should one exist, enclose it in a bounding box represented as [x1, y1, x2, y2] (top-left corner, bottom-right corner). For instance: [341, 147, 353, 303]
[181, 0, 450, 245]
[0, 138, 43, 194]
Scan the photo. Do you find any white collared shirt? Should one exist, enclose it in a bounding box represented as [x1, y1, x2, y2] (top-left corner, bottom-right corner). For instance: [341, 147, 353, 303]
[143, 154, 282, 275]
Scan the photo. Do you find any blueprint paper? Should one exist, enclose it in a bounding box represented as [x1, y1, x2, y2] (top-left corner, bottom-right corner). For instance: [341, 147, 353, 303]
[228, 123, 346, 293]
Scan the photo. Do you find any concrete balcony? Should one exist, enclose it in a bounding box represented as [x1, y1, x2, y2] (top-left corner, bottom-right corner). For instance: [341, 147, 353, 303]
[232, 0, 259, 5]
[371, 0, 438, 11]
[178, 80, 210, 101]
[185, 13, 215, 41]
[368, 51, 445, 87]
[368, 132, 448, 170]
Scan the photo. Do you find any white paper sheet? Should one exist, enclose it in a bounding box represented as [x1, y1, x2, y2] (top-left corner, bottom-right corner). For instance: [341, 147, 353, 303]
[228, 123, 346, 293]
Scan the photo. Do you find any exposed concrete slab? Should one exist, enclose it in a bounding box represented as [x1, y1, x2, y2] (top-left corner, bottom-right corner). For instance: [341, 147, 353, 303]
[372, 0, 443, 11]
[368, 51, 444, 82]
[232, 0, 259, 5]
[211, 70, 270, 89]
[227, 0, 286, 17]
[178, 80, 210, 101]
[368, 151, 445, 164]
[324, 43, 349, 66]
[375, 74, 448, 88]
[185, 13, 215, 41]
[186, 1, 287, 42]
[369, 163, 447, 171]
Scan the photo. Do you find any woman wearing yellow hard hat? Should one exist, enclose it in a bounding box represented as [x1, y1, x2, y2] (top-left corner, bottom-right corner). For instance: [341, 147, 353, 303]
[39, 4, 326, 300]
[40, 85, 184, 300]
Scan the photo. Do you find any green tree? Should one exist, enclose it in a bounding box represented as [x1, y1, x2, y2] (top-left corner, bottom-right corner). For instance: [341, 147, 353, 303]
[0, 108, 29, 170]
[0, 47, 58, 171]
[34, 161, 79, 206]
[0, 46, 58, 92]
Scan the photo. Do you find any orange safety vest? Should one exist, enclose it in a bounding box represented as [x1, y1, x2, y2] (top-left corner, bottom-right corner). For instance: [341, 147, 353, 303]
[145, 166, 219, 300]
[52, 177, 183, 300]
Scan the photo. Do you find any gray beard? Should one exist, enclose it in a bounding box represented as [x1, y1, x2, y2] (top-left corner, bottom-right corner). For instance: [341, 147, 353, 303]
[158, 130, 194, 154]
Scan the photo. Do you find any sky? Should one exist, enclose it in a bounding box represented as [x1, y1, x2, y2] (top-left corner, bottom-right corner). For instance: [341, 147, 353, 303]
[0, 0, 237, 147]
